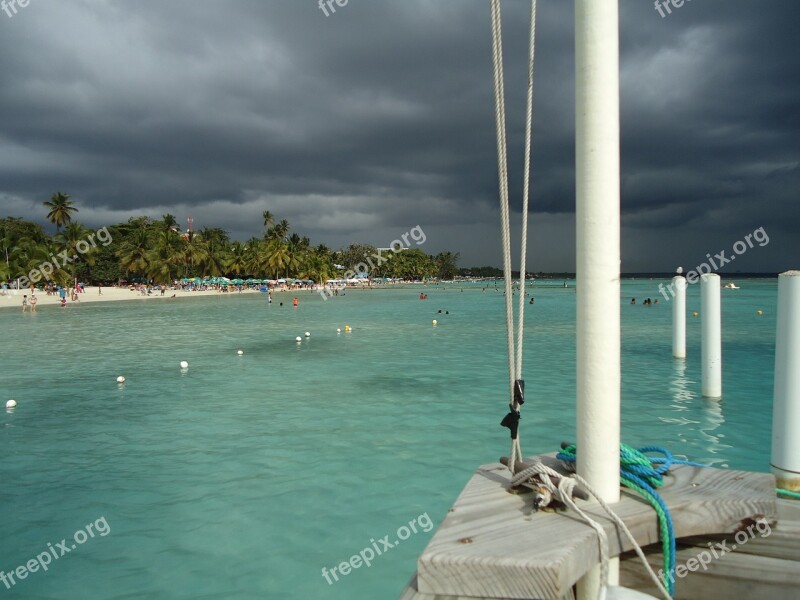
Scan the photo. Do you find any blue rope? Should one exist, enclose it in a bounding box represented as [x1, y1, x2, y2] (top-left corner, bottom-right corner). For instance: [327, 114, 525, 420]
[556, 444, 706, 595]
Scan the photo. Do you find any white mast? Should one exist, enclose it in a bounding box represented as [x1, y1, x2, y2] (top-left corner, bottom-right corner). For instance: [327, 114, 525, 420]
[575, 0, 621, 594]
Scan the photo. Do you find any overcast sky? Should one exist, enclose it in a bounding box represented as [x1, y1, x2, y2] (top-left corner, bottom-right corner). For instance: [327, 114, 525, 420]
[0, 1, 797, 271]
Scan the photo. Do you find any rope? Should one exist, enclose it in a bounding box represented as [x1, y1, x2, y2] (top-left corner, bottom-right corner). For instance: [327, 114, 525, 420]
[510, 461, 673, 600]
[490, 0, 537, 476]
[778, 488, 800, 500]
[516, 0, 536, 382]
[557, 444, 703, 596]
[489, 0, 516, 416]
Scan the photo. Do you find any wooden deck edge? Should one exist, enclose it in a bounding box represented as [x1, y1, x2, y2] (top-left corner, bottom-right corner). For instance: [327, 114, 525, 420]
[399, 573, 575, 600]
[417, 459, 776, 599]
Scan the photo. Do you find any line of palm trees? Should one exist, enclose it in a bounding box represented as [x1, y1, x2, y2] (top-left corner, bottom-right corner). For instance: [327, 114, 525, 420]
[2, 194, 458, 286]
[113, 209, 338, 284]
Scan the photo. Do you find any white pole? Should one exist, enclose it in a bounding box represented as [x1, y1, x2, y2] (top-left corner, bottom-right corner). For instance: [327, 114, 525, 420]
[701, 274, 722, 398]
[575, 0, 620, 595]
[772, 270, 800, 491]
[672, 276, 686, 359]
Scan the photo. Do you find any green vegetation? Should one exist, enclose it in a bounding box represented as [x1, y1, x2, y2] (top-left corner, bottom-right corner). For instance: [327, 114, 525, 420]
[1, 195, 464, 285]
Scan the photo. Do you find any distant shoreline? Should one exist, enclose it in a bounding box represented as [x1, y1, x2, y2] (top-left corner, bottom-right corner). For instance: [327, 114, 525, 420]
[0, 283, 417, 311]
[0, 275, 776, 311]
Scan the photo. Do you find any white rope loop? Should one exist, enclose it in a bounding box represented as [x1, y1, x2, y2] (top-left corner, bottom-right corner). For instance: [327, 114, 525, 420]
[489, 0, 516, 414]
[510, 461, 674, 600]
[490, 0, 538, 476]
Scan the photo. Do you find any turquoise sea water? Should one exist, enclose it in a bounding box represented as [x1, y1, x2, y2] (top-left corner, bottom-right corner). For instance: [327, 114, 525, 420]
[0, 280, 778, 599]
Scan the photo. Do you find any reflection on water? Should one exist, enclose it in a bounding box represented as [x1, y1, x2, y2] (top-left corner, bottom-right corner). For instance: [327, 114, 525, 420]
[660, 359, 699, 424]
[699, 397, 731, 467]
[659, 359, 732, 466]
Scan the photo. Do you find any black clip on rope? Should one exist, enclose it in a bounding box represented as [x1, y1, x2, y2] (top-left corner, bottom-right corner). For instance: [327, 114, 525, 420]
[500, 379, 525, 439]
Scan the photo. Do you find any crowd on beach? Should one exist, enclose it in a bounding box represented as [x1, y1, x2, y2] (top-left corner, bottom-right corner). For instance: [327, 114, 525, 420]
[1, 275, 379, 312]
[2, 280, 86, 311]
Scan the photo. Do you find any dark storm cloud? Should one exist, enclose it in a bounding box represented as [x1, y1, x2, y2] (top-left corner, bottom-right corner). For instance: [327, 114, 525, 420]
[0, 0, 797, 270]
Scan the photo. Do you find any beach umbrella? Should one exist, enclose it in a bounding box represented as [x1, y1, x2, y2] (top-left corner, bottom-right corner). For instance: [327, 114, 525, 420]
[232, 278, 244, 284]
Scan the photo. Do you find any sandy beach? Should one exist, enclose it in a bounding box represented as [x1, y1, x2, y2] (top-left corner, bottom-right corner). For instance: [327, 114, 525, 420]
[0, 286, 268, 310]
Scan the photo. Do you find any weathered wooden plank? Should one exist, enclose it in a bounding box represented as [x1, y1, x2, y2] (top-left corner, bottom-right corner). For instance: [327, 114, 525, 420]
[417, 455, 776, 599]
[661, 497, 800, 563]
[620, 539, 800, 599]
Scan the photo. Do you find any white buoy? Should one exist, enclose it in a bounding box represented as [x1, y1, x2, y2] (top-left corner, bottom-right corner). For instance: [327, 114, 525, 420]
[701, 274, 722, 398]
[432, 319, 438, 326]
[575, 0, 621, 595]
[672, 275, 686, 359]
[6, 399, 17, 409]
[772, 270, 800, 491]
[237, 350, 244, 355]
[337, 328, 341, 333]
[295, 336, 302, 343]
[304, 332, 311, 338]
[116, 376, 126, 383]
[180, 361, 189, 369]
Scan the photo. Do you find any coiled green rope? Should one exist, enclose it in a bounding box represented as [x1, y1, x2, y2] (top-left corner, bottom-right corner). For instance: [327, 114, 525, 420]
[556, 443, 705, 595]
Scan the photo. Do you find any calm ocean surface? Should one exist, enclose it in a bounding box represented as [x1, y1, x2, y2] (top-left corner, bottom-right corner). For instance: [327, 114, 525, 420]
[0, 279, 778, 599]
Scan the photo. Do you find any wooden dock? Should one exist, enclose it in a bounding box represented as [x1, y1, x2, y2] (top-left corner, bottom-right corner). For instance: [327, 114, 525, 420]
[399, 455, 797, 600]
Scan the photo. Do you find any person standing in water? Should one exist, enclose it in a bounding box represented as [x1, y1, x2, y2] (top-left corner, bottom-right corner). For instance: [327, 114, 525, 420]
[22, 294, 28, 313]
[30, 294, 38, 312]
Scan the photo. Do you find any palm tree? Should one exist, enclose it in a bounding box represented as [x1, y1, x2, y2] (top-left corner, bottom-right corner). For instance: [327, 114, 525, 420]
[54, 222, 92, 282]
[200, 227, 230, 276]
[162, 213, 178, 232]
[274, 219, 290, 240]
[182, 231, 208, 277]
[146, 230, 182, 284]
[262, 210, 274, 231]
[226, 240, 248, 276]
[117, 226, 152, 278]
[43, 192, 78, 232]
[285, 233, 306, 278]
[227, 241, 248, 278]
[266, 238, 289, 279]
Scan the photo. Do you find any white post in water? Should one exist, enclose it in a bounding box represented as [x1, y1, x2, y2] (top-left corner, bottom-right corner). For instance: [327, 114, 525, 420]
[575, 0, 620, 595]
[701, 273, 722, 398]
[772, 270, 800, 491]
[673, 276, 686, 359]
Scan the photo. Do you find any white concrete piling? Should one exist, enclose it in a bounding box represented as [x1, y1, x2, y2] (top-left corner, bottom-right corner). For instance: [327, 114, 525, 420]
[575, 0, 621, 594]
[772, 270, 800, 491]
[672, 276, 686, 359]
[701, 274, 722, 398]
